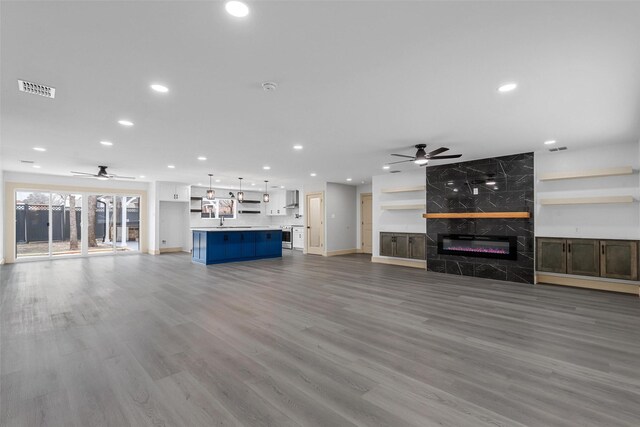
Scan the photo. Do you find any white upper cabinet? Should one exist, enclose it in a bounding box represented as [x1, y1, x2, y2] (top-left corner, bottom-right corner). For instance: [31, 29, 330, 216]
[265, 189, 287, 216]
[157, 182, 190, 202]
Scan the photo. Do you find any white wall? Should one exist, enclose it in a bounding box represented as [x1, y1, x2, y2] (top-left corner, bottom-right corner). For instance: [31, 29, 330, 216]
[356, 183, 372, 250]
[325, 182, 357, 252]
[158, 201, 189, 250]
[0, 169, 4, 264]
[372, 170, 426, 257]
[535, 141, 640, 239]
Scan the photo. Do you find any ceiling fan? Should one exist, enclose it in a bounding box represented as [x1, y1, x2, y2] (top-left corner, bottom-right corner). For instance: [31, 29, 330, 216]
[388, 144, 462, 166]
[71, 165, 135, 180]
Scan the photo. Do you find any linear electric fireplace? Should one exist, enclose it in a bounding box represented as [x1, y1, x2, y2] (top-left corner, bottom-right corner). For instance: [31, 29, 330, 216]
[437, 234, 518, 260]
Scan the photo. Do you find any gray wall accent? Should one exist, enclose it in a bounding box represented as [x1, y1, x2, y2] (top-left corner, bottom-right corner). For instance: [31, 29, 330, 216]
[326, 183, 357, 252]
[426, 153, 535, 283]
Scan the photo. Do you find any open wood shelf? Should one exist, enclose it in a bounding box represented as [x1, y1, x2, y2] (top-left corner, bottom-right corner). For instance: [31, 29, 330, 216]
[380, 185, 426, 193]
[539, 196, 635, 205]
[423, 212, 530, 219]
[381, 204, 426, 210]
[539, 166, 634, 181]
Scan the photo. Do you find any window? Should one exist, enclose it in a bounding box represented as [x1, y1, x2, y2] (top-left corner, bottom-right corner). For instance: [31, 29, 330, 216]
[201, 198, 236, 219]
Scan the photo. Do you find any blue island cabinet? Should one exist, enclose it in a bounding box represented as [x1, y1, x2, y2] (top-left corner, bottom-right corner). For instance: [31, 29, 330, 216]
[192, 229, 282, 265]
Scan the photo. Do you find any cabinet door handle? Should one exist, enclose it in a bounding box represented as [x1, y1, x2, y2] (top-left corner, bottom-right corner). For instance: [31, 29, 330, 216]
[568, 243, 571, 253]
[224, 235, 228, 241]
[602, 244, 605, 255]
[562, 243, 565, 253]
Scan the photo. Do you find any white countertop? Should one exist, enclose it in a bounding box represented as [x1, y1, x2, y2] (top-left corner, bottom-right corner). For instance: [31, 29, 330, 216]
[191, 227, 282, 232]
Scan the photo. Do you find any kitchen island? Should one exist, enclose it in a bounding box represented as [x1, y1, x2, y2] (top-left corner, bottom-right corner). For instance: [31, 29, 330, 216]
[192, 227, 283, 264]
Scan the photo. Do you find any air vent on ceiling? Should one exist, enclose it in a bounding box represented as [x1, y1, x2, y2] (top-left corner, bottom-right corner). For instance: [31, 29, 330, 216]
[18, 79, 56, 98]
[20, 160, 35, 164]
[548, 146, 568, 152]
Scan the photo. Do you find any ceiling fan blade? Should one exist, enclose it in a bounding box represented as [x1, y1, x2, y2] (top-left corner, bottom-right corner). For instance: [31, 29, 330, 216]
[71, 171, 97, 176]
[387, 159, 415, 165]
[111, 175, 136, 180]
[428, 154, 462, 160]
[426, 147, 449, 157]
[390, 154, 415, 158]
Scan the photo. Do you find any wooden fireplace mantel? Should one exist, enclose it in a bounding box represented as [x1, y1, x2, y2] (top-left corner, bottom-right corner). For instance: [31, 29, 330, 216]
[423, 212, 531, 219]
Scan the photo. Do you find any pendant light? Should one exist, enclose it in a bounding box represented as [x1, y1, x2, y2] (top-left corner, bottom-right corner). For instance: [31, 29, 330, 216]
[263, 180, 270, 203]
[206, 174, 215, 199]
[237, 177, 244, 202]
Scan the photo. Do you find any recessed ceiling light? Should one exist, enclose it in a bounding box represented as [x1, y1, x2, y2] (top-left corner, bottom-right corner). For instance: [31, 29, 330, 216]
[263, 166, 271, 170]
[100, 141, 113, 146]
[33, 165, 41, 169]
[150, 84, 169, 93]
[140, 175, 146, 178]
[33, 147, 46, 152]
[544, 139, 557, 145]
[251, 182, 256, 186]
[346, 178, 352, 182]
[498, 82, 517, 93]
[293, 145, 303, 150]
[197, 156, 207, 161]
[310, 173, 317, 177]
[215, 179, 221, 183]
[118, 120, 134, 126]
[382, 165, 390, 170]
[168, 165, 175, 169]
[280, 185, 285, 189]
[225, 1, 249, 17]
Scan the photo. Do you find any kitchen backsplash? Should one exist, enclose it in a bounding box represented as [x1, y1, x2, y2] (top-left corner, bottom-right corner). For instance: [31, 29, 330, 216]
[190, 187, 303, 228]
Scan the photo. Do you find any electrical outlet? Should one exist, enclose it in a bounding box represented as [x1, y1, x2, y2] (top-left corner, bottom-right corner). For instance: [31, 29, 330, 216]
[162, 240, 166, 244]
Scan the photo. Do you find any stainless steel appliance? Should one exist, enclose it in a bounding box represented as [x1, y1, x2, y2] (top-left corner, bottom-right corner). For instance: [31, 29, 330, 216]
[281, 226, 293, 249]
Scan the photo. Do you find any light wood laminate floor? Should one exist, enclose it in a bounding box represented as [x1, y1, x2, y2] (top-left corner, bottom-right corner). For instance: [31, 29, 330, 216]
[2, 251, 640, 426]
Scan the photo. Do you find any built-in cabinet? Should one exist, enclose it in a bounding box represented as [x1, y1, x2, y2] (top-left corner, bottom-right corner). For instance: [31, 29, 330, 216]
[266, 190, 286, 216]
[292, 226, 304, 250]
[380, 232, 426, 260]
[537, 237, 638, 281]
[158, 182, 190, 202]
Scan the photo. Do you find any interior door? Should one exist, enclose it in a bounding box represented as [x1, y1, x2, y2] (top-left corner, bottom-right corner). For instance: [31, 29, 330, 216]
[306, 193, 324, 255]
[361, 194, 372, 254]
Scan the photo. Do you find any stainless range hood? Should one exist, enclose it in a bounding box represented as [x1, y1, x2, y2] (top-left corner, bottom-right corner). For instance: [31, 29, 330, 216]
[284, 190, 299, 208]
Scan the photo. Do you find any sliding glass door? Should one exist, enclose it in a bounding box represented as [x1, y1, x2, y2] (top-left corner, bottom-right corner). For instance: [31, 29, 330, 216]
[15, 191, 50, 259]
[15, 189, 141, 260]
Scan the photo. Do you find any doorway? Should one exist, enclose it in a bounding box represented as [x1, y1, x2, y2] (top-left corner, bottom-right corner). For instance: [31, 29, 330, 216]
[305, 192, 324, 255]
[360, 193, 372, 254]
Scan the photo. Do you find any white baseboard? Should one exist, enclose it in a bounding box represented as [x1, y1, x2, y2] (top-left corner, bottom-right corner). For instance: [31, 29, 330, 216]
[371, 256, 426, 269]
[325, 248, 358, 257]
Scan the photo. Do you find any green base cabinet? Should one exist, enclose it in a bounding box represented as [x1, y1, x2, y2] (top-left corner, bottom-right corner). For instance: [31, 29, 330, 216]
[379, 232, 426, 260]
[536, 237, 638, 281]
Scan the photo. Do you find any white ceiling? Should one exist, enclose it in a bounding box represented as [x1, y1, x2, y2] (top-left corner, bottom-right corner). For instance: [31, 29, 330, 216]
[2, 1, 640, 188]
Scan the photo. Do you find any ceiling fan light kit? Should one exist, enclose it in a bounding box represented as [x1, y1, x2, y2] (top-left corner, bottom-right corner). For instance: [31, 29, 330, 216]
[390, 144, 462, 167]
[70, 165, 135, 180]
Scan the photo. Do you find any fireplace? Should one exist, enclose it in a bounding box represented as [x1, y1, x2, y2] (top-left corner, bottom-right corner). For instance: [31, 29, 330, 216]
[437, 234, 518, 260]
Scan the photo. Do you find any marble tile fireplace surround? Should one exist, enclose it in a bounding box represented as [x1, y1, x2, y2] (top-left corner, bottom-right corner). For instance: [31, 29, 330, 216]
[425, 153, 535, 283]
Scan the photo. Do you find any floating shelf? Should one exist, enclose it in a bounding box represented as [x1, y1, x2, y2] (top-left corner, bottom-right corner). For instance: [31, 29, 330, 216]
[380, 185, 426, 193]
[539, 166, 633, 181]
[423, 212, 531, 219]
[190, 209, 202, 213]
[381, 204, 426, 210]
[239, 210, 261, 214]
[539, 196, 635, 205]
[190, 197, 202, 201]
[239, 200, 261, 204]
